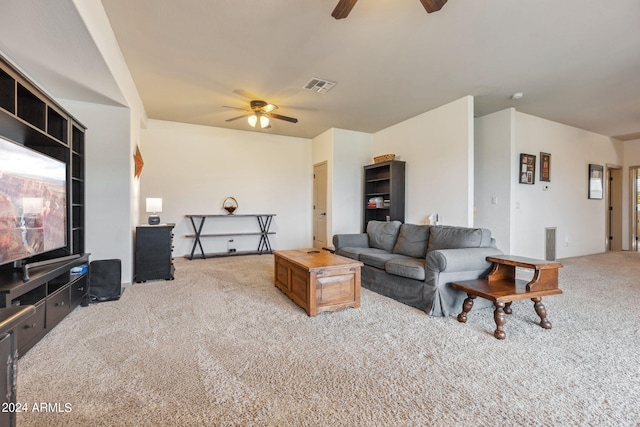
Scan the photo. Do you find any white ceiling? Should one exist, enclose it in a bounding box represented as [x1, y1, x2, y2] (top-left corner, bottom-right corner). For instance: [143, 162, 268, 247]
[1, 0, 639, 140]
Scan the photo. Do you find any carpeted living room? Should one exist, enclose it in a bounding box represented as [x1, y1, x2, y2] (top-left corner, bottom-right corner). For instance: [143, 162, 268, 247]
[15, 252, 640, 425]
[1, 1, 640, 426]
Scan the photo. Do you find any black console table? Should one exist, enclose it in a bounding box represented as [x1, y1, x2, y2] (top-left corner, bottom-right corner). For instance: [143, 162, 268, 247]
[185, 214, 276, 259]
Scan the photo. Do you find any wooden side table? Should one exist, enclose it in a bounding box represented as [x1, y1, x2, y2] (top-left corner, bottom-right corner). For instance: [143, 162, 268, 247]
[451, 255, 563, 339]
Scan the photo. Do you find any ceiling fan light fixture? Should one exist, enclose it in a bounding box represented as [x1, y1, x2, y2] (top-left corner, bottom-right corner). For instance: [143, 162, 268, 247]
[248, 113, 270, 129]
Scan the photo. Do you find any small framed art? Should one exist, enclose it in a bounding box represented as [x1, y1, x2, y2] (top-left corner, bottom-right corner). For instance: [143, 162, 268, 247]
[540, 152, 551, 182]
[519, 153, 536, 185]
[588, 164, 603, 199]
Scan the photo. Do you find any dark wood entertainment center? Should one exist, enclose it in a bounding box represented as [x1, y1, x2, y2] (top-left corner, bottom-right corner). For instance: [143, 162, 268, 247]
[0, 53, 88, 425]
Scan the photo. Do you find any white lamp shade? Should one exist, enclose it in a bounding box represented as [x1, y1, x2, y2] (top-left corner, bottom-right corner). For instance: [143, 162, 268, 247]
[146, 198, 163, 213]
[248, 115, 258, 127]
[259, 115, 270, 128]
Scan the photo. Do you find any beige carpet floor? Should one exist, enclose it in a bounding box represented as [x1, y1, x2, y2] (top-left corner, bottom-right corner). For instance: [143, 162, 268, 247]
[15, 252, 640, 426]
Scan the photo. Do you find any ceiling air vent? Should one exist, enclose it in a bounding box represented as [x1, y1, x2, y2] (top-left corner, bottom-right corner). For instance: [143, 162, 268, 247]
[303, 78, 336, 94]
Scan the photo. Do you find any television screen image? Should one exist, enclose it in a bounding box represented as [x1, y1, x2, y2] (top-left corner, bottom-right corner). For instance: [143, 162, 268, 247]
[0, 136, 67, 266]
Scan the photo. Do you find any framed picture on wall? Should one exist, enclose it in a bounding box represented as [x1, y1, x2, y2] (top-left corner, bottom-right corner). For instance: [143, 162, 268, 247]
[540, 152, 551, 182]
[588, 164, 604, 199]
[519, 153, 536, 184]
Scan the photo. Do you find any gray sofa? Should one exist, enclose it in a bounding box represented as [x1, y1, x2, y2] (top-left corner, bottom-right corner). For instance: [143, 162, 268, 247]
[332, 221, 503, 316]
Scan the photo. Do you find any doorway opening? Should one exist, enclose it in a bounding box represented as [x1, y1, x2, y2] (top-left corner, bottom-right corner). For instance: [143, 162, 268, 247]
[607, 166, 622, 251]
[630, 166, 640, 251]
[313, 162, 328, 249]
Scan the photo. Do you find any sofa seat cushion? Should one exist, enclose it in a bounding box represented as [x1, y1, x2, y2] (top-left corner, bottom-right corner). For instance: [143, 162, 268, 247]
[385, 258, 426, 281]
[393, 223, 431, 258]
[367, 220, 402, 252]
[359, 252, 410, 270]
[337, 247, 389, 261]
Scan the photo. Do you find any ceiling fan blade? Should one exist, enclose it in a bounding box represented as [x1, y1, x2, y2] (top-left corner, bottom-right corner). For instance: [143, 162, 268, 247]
[332, 0, 358, 19]
[419, 0, 448, 13]
[232, 89, 259, 100]
[223, 105, 250, 111]
[268, 113, 298, 124]
[225, 114, 250, 122]
[263, 103, 278, 113]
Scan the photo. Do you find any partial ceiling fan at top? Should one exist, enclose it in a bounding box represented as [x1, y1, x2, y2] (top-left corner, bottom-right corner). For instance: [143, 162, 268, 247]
[331, 0, 448, 19]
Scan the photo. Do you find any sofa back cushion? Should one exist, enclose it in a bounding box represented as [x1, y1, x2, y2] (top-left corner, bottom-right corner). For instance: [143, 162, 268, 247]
[366, 220, 402, 252]
[427, 226, 490, 252]
[392, 223, 431, 258]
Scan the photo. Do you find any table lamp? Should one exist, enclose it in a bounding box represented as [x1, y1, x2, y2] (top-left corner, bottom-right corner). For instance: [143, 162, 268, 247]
[146, 198, 162, 225]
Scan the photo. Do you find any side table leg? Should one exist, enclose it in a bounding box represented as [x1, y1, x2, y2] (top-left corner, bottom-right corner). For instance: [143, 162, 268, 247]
[504, 301, 513, 315]
[457, 294, 476, 323]
[532, 297, 552, 329]
[494, 302, 507, 340]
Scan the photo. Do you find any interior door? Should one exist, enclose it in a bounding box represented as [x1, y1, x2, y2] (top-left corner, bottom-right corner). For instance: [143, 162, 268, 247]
[607, 167, 622, 251]
[313, 162, 328, 249]
[636, 172, 640, 251]
[631, 167, 640, 251]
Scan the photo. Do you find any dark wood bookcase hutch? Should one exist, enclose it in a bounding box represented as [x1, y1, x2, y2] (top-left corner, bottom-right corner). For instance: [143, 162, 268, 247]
[363, 160, 406, 231]
[0, 53, 88, 369]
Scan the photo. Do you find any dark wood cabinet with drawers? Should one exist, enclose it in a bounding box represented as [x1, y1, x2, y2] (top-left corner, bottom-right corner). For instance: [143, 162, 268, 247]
[135, 224, 175, 282]
[0, 255, 89, 357]
[0, 305, 36, 427]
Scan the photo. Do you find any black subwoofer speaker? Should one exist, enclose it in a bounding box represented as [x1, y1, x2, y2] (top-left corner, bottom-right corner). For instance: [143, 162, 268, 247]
[89, 259, 122, 302]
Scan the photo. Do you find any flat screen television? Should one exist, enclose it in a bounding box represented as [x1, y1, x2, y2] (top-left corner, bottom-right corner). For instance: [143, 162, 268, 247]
[0, 136, 67, 266]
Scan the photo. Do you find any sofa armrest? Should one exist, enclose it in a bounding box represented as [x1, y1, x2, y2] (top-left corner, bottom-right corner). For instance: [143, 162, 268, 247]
[426, 247, 504, 273]
[332, 233, 369, 251]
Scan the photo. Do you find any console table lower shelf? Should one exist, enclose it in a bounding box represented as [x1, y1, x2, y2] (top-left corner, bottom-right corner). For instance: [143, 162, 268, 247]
[451, 255, 563, 340]
[185, 214, 276, 259]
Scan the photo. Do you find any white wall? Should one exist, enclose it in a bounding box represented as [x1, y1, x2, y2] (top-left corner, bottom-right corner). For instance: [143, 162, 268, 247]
[311, 128, 372, 239]
[373, 96, 475, 226]
[311, 129, 334, 242]
[513, 112, 623, 258]
[331, 129, 372, 234]
[60, 100, 134, 281]
[476, 109, 624, 259]
[474, 109, 515, 253]
[622, 138, 640, 248]
[75, 0, 148, 282]
[140, 120, 312, 257]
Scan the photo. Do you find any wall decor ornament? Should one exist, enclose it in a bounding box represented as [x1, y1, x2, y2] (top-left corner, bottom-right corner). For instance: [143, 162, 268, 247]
[540, 152, 551, 182]
[519, 153, 536, 185]
[133, 145, 144, 178]
[588, 164, 604, 199]
[223, 197, 238, 214]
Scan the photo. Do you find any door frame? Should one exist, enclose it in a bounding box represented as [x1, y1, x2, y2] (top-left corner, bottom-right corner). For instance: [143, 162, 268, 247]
[629, 166, 640, 251]
[312, 161, 328, 249]
[606, 164, 622, 251]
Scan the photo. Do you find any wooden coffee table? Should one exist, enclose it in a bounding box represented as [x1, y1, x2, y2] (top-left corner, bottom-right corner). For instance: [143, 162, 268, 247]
[451, 255, 563, 339]
[273, 249, 363, 316]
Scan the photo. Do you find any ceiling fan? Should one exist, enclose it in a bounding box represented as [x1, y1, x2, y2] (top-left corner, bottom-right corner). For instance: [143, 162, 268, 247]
[332, 0, 448, 19]
[224, 100, 298, 129]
